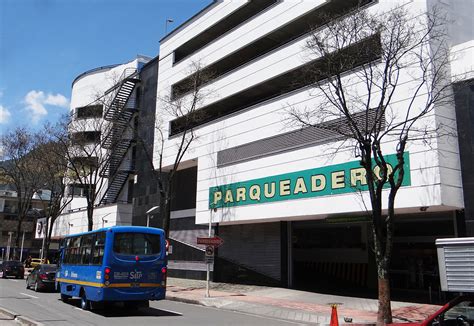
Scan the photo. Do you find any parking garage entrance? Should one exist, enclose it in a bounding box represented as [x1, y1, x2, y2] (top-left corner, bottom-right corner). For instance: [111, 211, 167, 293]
[291, 219, 373, 296]
[290, 213, 457, 302]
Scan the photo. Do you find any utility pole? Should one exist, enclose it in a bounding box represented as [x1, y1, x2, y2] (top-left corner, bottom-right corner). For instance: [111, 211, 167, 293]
[206, 212, 212, 298]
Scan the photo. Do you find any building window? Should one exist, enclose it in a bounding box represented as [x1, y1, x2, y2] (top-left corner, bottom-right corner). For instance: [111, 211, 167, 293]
[75, 105, 103, 119]
[68, 184, 95, 197]
[3, 201, 17, 214]
[71, 157, 98, 171]
[71, 131, 101, 145]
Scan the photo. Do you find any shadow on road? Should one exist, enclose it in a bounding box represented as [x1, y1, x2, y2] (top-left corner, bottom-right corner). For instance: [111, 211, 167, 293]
[62, 299, 182, 318]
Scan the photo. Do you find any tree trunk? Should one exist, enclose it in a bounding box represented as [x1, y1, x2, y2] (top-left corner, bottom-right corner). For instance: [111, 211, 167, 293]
[162, 195, 171, 238]
[87, 206, 94, 231]
[15, 217, 23, 249]
[160, 174, 172, 238]
[377, 277, 392, 324]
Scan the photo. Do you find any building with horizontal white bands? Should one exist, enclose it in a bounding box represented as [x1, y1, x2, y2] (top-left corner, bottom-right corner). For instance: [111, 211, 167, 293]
[156, 0, 474, 299]
[53, 56, 150, 236]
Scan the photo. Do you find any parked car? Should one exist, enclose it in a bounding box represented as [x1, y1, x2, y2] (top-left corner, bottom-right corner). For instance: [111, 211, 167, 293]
[26, 264, 57, 292]
[389, 295, 474, 326]
[30, 258, 49, 268]
[0, 260, 25, 279]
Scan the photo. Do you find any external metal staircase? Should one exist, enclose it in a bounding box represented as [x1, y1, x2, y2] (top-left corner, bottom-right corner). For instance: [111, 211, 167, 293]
[99, 69, 140, 205]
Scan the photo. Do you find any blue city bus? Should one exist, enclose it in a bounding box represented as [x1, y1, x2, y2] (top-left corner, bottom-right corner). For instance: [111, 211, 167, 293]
[56, 226, 167, 310]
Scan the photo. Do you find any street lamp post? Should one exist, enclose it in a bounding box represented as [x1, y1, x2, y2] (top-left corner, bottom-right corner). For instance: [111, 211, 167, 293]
[146, 206, 160, 227]
[101, 212, 112, 228]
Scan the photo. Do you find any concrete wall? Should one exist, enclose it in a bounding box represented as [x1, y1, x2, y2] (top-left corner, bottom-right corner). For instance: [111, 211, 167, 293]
[52, 203, 132, 236]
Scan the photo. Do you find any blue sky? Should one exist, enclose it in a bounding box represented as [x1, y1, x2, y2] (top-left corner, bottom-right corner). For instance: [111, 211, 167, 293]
[0, 0, 211, 134]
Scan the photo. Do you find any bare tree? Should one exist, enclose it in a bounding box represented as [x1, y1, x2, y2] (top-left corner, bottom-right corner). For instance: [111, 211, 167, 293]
[0, 127, 45, 255]
[51, 113, 109, 231]
[139, 62, 212, 238]
[288, 5, 452, 324]
[34, 121, 74, 259]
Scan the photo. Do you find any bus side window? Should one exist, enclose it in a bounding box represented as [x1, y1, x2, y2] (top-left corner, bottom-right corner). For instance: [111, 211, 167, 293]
[92, 232, 105, 265]
[64, 237, 73, 264]
[80, 235, 93, 265]
[69, 236, 82, 264]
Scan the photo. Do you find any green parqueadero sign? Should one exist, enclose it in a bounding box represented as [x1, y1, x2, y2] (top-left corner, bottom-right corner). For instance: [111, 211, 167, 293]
[209, 153, 410, 209]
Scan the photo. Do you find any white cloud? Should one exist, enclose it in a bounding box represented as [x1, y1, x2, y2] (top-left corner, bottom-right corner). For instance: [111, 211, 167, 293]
[0, 105, 11, 124]
[44, 93, 69, 107]
[24, 90, 69, 123]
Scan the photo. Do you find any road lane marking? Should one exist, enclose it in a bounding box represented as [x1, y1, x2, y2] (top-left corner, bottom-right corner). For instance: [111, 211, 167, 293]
[20, 292, 38, 299]
[156, 308, 183, 316]
[9, 279, 18, 282]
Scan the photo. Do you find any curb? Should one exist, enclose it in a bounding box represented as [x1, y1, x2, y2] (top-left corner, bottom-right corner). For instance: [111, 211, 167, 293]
[166, 294, 207, 306]
[16, 315, 43, 326]
[0, 306, 43, 326]
[165, 294, 379, 326]
[0, 307, 17, 319]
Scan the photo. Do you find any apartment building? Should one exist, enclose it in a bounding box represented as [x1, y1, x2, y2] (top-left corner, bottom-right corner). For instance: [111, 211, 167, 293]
[0, 185, 50, 260]
[155, 0, 474, 299]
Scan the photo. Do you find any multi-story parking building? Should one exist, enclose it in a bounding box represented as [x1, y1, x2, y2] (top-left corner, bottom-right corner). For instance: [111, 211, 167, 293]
[155, 0, 474, 300]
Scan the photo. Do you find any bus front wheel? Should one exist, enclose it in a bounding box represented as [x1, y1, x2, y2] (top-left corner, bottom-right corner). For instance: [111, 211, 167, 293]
[60, 293, 71, 302]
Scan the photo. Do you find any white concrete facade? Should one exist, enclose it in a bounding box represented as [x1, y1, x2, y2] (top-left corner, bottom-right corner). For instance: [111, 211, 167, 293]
[155, 0, 473, 227]
[52, 203, 133, 237]
[56, 56, 149, 236]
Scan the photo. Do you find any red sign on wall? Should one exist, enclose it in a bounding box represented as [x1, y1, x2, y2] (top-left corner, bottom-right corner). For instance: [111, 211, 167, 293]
[197, 236, 224, 247]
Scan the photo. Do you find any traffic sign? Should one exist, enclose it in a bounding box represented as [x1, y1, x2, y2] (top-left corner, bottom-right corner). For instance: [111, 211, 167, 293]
[197, 236, 224, 247]
[204, 245, 214, 264]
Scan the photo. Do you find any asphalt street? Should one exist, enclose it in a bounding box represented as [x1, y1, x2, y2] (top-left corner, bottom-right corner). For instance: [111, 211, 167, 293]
[0, 278, 300, 325]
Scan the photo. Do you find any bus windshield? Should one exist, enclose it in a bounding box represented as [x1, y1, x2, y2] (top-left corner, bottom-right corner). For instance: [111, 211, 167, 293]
[113, 232, 161, 255]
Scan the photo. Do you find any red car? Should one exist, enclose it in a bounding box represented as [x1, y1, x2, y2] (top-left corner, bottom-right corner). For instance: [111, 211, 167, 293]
[26, 264, 57, 292]
[390, 295, 474, 326]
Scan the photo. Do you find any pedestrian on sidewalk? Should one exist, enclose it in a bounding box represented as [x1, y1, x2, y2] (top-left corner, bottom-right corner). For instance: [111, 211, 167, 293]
[25, 256, 32, 268]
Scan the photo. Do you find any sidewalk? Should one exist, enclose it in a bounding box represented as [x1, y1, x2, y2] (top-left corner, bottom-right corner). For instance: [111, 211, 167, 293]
[166, 278, 441, 325]
[0, 311, 20, 326]
[0, 308, 41, 326]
